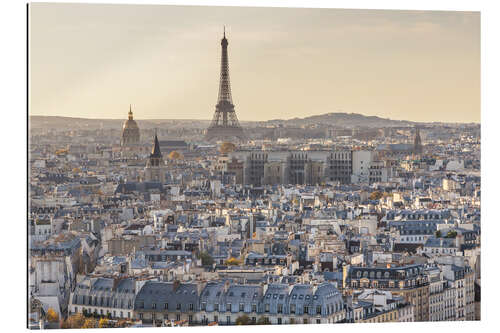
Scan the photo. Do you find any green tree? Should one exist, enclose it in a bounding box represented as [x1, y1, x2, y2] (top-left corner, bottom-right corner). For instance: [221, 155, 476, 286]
[199, 251, 214, 266]
[256, 317, 269, 325]
[435, 230, 442, 238]
[235, 315, 251, 325]
[445, 230, 457, 238]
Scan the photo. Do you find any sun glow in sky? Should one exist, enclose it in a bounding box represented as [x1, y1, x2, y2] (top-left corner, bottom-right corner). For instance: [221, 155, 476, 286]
[30, 3, 480, 123]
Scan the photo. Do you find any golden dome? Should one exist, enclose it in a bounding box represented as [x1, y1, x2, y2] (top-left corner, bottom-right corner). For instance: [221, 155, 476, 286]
[123, 119, 139, 130]
[121, 105, 140, 146]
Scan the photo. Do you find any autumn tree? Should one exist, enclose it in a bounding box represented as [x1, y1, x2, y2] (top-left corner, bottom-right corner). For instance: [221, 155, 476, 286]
[82, 318, 98, 329]
[61, 313, 85, 329]
[98, 318, 111, 328]
[219, 142, 236, 154]
[46, 308, 59, 322]
[168, 151, 183, 160]
[369, 191, 383, 200]
[225, 257, 242, 266]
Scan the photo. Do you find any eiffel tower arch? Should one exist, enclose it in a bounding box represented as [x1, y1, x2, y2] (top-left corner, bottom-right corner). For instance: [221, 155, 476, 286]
[205, 28, 246, 142]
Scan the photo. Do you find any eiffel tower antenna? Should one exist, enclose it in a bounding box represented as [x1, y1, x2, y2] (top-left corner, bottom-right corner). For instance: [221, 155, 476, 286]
[205, 28, 245, 142]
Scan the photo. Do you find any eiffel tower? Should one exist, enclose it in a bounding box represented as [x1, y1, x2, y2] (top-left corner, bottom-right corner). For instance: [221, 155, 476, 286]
[205, 28, 246, 142]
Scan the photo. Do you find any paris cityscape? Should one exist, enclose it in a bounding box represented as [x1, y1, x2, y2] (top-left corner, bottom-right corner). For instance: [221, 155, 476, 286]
[28, 4, 480, 329]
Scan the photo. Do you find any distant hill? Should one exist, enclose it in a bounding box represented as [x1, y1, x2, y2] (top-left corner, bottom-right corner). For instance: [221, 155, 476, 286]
[257, 112, 417, 128]
[30, 112, 423, 130]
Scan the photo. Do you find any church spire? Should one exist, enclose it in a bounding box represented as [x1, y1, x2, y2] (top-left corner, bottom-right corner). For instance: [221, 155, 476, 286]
[151, 129, 162, 158]
[128, 104, 133, 120]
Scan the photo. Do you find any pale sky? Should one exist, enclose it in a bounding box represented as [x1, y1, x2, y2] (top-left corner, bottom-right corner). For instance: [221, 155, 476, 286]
[29, 3, 480, 123]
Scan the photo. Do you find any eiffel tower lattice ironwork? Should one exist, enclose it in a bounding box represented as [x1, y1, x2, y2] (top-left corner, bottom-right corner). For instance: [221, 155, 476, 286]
[205, 28, 246, 142]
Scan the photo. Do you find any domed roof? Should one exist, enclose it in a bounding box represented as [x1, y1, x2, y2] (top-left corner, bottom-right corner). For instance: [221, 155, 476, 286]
[123, 105, 139, 130]
[123, 119, 139, 130]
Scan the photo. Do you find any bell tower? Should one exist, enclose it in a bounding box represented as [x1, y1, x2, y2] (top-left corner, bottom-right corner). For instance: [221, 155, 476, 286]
[144, 131, 165, 183]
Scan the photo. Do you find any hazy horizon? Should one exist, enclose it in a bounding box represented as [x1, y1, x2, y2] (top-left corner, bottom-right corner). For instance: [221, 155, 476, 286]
[28, 111, 479, 124]
[30, 3, 480, 123]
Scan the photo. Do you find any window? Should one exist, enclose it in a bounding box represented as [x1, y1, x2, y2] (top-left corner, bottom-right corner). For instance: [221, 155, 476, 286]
[227, 303, 232, 312]
[252, 304, 257, 313]
[239, 303, 244, 312]
[152, 303, 156, 309]
[215, 303, 219, 311]
[189, 303, 194, 311]
[278, 304, 283, 313]
[290, 304, 296, 314]
[177, 303, 181, 310]
[304, 306, 309, 314]
[201, 302, 206, 311]
[265, 304, 270, 313]
[139, 313, 143, 319]
[164, 303, 168, 310]
[277, 318, 282, 325]
[226, 316, 231, 324]
[176, 314, 181, 321]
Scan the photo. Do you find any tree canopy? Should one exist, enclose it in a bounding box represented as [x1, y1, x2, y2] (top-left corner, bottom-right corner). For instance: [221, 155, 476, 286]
[98, 318, 111, 328]
[225, 257, 242, 266]
[199, 251, 214, 266]
[219, 142, 236, 154]
[369, 191, 383, 200]
[235, 315, 251, 325]
[168, 151, 183, 160]
[61, 314, 85, 329]
[46, 308, 59, 322]
[445, 230, 458, 238]
[256, 317, 269, 325]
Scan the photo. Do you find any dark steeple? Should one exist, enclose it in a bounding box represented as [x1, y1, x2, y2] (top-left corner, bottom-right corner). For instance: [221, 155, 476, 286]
[151, 130, 162, 158]
[414, 126, 423, 154]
